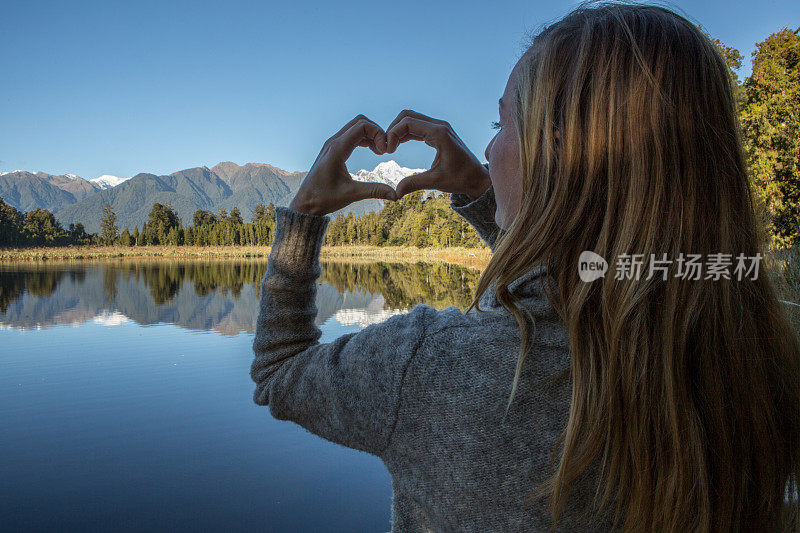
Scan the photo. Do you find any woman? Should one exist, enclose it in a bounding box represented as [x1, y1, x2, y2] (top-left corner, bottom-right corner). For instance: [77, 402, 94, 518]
[251, 2, 800, 530]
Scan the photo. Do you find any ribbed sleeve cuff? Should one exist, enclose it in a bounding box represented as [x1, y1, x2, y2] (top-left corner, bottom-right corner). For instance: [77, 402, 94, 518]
[269, 206, 330, 269]
[450, 184, 495, 214]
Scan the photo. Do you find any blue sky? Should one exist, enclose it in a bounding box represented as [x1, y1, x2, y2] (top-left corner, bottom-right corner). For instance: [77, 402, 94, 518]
[1, 0, 797, 180]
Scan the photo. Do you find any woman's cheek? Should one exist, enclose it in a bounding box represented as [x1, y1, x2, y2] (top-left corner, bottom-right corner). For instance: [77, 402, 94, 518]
[495, 186, 513, 230]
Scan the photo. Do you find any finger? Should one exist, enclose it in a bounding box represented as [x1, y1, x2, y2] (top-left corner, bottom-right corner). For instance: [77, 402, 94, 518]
[386, 117, 443, 153]
[351, 122, 387, 154]
[387, 133, 425, 147]
[331, 114, 368, 140]
[395, 170, 438, 199]
[335, 119, 386, 158]
[385, 109, 447, 134]
[385, 109, 414, 135]
[386, 111, 443, 152]
[355, 136, 387, 154]
[327, 115, 388, 153]
[347, 180, 396, 202]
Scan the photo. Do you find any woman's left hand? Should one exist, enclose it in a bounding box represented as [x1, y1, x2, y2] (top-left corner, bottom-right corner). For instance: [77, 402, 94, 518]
[289, 115, 397, 216]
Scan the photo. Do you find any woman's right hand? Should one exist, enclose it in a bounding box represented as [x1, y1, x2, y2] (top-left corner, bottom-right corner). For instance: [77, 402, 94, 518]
[385, 110, 491, 201]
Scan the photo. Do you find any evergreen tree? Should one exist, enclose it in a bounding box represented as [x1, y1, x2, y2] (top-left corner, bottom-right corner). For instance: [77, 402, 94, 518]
[68, 222, 90, 245]
[146, 203, 180, 245]
[193, 209, 217, 227]
[229, 207, 243, 226]
[100, 205, 119, 245]
[253, 204, 266, 223]
[167, 226, 181, 246]
[139, 222, 149, 246]
[119, 228, 132, 246]
[0, 197, 25, 247]
[23, 208, 66, 245]
[184, 226, 194, 246]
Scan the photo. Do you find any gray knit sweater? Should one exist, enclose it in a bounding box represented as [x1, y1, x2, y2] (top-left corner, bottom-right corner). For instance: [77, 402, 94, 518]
[251, 185, 608, 531]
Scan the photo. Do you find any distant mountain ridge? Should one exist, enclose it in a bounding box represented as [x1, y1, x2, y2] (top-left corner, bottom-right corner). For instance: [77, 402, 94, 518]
[0, 171, 101, 213]
[0, 160, 429, 233]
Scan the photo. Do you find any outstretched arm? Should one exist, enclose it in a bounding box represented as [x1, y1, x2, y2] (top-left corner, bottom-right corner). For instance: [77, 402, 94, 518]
[251, 206, 433, 456]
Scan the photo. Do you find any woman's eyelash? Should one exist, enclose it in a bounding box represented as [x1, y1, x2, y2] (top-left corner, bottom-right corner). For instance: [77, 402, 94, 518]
[491, 121, 501, 130]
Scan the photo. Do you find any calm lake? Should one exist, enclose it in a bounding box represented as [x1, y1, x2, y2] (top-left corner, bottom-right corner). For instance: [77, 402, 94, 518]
[0, 259, 482, 532]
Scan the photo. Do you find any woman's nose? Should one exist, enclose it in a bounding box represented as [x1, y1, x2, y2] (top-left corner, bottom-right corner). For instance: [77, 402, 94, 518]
[485, 136, 495, 162]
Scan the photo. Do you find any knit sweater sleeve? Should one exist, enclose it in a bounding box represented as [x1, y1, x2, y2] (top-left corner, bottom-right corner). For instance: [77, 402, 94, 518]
[250, 206, 433, 457]
[449, 173, 501, 252]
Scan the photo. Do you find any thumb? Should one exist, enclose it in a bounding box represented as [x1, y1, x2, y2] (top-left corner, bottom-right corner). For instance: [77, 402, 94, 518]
[349, 181, 397, 202]
[395, 171, 437, 199]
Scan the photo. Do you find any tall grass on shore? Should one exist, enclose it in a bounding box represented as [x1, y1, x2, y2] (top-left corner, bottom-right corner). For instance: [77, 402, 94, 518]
[0, 245, 493, 269]
[0, 245, 271, 261]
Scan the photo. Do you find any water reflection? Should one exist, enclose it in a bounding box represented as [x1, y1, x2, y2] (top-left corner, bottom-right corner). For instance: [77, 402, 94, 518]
[0, 260, 483, 335]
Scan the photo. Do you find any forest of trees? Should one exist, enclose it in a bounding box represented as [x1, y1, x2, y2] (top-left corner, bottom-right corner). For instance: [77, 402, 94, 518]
[0, 197, 92, 247]
[0, 191, 484, 248]
[1, 26, 798, 249]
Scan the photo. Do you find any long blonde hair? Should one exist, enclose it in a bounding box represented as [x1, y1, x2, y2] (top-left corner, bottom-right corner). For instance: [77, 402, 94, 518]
[469, 2, 800, 530]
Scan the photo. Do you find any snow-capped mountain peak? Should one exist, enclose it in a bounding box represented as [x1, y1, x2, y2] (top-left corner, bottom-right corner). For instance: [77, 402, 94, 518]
[350, 160, 426, 187]
[90, 174, 129, 189]
[64, 173, 81, 181]
[350, 160, 441, 199]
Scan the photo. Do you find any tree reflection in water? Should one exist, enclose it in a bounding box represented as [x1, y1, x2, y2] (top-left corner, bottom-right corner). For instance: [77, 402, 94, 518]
[0, 260, 484, 333]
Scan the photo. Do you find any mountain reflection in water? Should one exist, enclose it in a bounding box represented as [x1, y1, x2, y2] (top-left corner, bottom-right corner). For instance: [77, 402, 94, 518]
[0, 260, 483, 335]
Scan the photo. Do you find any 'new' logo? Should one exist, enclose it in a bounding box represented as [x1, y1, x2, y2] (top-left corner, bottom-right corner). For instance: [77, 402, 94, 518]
[578, 251, 608, 282]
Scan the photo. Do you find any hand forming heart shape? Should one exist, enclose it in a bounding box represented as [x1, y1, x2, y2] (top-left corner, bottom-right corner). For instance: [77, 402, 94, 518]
[289, 110, 491, 216]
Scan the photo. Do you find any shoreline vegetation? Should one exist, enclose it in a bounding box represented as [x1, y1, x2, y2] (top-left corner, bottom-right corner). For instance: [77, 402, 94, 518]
[0, 244, 493, 269]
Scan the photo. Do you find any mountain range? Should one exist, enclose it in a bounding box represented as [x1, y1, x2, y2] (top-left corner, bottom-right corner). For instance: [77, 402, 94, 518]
[0, 160, 429, 233]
